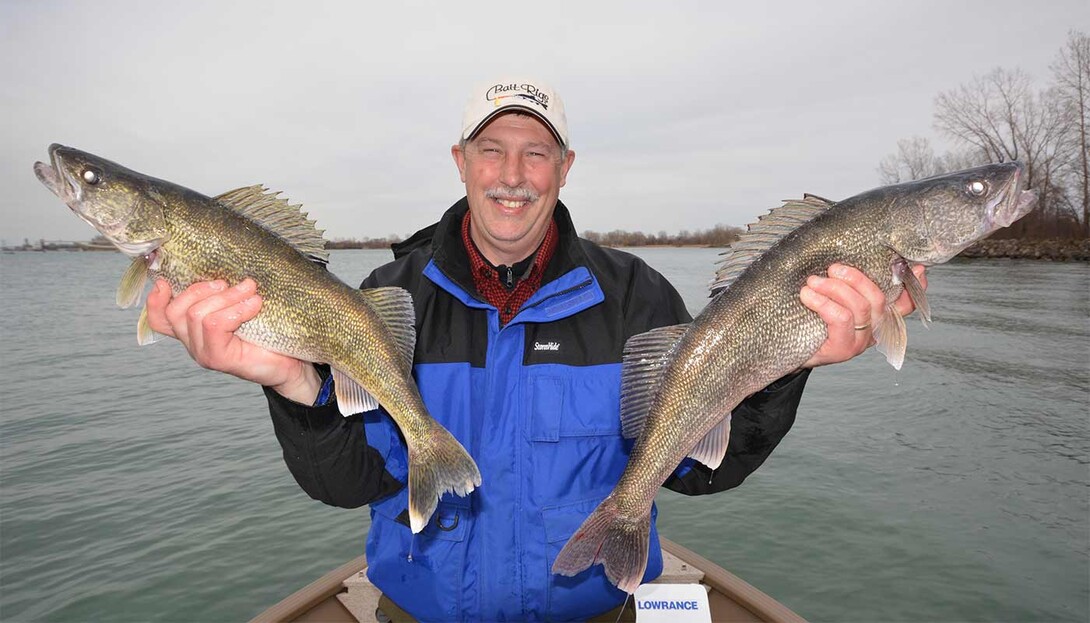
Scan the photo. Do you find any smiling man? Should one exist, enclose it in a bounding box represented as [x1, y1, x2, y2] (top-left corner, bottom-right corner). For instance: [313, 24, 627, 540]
[145, 78, 925, 621]
[454, 107, 574, 267]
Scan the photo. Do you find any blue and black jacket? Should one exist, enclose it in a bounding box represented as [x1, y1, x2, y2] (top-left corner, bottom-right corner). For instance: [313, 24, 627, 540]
[264, 198, 809, 622]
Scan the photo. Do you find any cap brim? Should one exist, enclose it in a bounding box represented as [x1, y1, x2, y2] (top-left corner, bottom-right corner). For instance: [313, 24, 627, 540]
[466, 105, 565, 148]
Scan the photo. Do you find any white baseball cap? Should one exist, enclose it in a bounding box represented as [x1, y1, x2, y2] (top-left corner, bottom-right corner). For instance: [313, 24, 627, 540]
[460, 78, 569, 149]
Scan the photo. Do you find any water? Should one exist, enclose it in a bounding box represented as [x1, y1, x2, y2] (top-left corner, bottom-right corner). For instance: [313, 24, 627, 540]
[1, 249, 1087, 622]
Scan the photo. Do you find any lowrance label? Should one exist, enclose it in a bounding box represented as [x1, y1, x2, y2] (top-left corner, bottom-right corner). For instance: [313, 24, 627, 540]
[635, 584, 711, 623]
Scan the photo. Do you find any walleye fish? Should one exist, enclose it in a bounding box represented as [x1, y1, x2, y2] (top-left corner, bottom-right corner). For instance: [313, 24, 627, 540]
[34, 144, 481, 533]
[552, 162, 1038, 593]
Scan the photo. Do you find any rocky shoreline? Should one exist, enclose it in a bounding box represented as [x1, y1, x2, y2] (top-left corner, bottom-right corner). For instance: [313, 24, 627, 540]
[958, 238, 1090, 261]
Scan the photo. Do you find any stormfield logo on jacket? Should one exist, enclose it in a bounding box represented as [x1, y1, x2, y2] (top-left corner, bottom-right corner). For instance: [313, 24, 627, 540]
[486, 83, 550, 110]
[533, 341, 560, 352]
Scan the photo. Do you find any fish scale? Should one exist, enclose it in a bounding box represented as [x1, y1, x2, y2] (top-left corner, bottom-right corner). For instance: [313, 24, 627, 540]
[619, 207, 899, 503]
[34, 144, 481, 535]
[553, 162, 1039, 594]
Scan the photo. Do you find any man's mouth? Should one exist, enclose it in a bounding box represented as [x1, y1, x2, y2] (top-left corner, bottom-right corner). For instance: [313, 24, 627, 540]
[486, 186, 538, 211]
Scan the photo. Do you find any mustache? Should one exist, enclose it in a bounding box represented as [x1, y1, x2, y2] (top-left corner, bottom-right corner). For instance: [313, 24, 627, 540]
[485, 186, 539, 202]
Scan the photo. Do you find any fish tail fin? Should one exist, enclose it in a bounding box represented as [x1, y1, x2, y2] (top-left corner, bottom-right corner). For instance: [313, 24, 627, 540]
[551, 495, 651, 594]
[406, 425, 482, 533]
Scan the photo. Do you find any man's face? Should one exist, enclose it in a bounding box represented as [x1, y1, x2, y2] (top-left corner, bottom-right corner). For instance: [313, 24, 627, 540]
[452, 113, 575, 265]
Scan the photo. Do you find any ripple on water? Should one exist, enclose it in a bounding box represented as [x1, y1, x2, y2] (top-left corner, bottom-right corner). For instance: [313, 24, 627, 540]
[2, 251, 1087, 622]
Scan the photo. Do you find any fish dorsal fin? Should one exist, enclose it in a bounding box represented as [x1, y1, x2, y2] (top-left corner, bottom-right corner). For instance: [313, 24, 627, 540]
[619, 324, 690, 439]
[117, 256, 149, 309]
[688, 416, 731, 469]
[710, 194, 834, 296]
[332, 368, 381, 416]
[214, 185, 329, 264]
[329, 283, 416, 415]
[361, 286, 417, 376]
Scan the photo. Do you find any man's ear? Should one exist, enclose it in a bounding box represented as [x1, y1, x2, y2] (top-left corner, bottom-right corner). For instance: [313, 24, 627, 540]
[451, 144, 468, 183]
[558, 149, 575, 188]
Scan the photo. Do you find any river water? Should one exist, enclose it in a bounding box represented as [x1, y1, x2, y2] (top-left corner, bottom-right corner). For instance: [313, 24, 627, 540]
[1, 249, 1087, 622]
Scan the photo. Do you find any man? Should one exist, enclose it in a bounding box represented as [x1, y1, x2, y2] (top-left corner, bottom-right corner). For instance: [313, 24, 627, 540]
[146, 79, 925, 621]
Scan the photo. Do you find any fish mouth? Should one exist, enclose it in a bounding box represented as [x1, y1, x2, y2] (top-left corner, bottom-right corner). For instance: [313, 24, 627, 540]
[34, 144, 81, 204]
[988, 164, 1038, 229]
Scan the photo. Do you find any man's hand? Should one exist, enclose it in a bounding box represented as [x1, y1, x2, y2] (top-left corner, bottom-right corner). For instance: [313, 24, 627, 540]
[799, 263, 927, 368]
[145, 278, 321, 403]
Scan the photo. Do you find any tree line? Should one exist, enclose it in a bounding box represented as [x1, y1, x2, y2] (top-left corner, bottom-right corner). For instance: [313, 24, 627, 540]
[322, 226, 746, 250]
[879, 30, 1089, 239]
[581, 224, 743, 247]
[326, 236, 403, 249]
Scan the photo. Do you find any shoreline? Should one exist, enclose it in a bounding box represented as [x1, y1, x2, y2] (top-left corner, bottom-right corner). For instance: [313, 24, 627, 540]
[956, 238, 1090, 261]
[619, 238, 1090, 261]
[5, 239, 1087, 261]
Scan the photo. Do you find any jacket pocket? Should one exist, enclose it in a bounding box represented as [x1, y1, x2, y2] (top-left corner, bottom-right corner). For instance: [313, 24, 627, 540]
[527, 372, 630, 511]
[366, 499, 470, 621]
[529, 374, 622, 441]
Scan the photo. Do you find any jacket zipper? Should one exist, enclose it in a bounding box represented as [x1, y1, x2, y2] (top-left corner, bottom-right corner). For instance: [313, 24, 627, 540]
[519, 277, 593, 313]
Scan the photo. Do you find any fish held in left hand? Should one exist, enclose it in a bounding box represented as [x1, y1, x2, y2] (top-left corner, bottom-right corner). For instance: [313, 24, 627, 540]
[551, 162, 1038, 593]
[33, 144, 481, 534]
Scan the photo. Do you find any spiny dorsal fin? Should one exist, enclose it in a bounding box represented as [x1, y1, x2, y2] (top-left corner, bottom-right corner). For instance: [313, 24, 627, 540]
[619, 324, 690, 439]
[214, 185, 329, 264]
[710, 194, 834, 296]
[360, 287, 417, 376]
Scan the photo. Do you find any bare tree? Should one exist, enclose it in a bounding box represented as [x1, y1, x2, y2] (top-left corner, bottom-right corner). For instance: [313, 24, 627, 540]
[878, 136, 985, 184]
[1051, 30, 1090, 236]
[933, 68, 1028, 163]
[878, 137, 943, 184]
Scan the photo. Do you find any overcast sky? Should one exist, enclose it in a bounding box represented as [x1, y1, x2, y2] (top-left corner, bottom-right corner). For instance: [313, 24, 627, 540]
[2, 1, 1085, 245]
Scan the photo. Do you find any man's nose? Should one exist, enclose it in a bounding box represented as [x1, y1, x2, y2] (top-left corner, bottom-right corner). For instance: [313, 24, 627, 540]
[500, 153, 525, 188]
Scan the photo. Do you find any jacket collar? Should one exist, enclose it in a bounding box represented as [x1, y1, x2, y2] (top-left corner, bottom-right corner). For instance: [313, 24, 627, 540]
[392, 197, 590, 292]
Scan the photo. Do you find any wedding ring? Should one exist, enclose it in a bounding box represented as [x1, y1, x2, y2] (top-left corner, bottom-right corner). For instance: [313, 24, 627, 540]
[853, 323, 871, 331]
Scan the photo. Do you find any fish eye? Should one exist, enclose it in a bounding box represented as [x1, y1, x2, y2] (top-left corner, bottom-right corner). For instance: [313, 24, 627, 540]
[968, 180, 986, 196]
[82, 168, 101, 185]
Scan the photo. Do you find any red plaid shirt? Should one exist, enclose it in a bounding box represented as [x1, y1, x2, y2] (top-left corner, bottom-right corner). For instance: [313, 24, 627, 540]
[461, 211, 558, 326]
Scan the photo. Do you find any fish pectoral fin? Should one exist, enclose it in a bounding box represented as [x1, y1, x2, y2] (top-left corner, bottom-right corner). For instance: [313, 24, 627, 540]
[332, 367, 380, 416]
[360, 287, 417, 376]
[136, 306, 165, 345]
[117, 257, 149, 309]
[687, 415, 731, 470]
[619, 323, 690, 439]
[875, 304, 908, 370]
[895, 260, 931, 327]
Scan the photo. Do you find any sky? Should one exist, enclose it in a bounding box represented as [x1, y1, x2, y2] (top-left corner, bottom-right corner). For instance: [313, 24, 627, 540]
[1, 0, 1086, 245]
